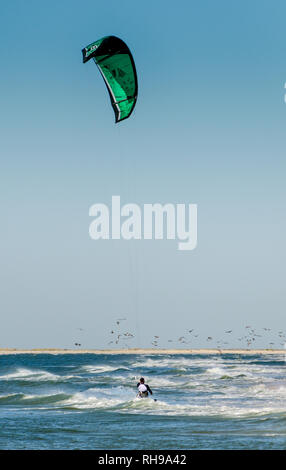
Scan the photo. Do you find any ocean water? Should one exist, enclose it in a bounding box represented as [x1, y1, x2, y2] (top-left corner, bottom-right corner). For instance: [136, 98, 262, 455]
[0, 353, 285, 449]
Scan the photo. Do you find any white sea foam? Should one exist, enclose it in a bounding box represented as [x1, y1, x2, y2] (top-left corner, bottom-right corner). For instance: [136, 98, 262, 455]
[122, 399, 286, 418]
[205, 366, 227, 376]
[63, 386, 135, 409]
[132, 357, 192, 369]
[81, 365, 130, 374]
[0, 368, 76, 382]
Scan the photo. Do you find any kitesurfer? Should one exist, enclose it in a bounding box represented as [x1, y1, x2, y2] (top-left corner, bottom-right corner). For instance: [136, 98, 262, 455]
[137, 377, 152, 398]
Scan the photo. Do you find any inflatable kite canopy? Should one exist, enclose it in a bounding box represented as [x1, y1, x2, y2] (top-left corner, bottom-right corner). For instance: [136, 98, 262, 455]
[82, 36, 138, 123]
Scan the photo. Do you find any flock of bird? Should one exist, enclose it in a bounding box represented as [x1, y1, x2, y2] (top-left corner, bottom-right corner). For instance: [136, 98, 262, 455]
[74, 321, 286, 350]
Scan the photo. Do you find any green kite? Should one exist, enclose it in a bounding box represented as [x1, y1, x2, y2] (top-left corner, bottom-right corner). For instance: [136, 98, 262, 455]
[82, 36, 138, 123]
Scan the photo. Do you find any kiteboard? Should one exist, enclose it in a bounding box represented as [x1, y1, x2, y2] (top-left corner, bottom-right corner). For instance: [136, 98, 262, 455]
[136, 393, 157, 402]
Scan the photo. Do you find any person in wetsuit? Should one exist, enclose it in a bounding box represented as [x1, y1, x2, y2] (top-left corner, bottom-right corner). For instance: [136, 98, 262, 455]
[137, 377, 152, 397]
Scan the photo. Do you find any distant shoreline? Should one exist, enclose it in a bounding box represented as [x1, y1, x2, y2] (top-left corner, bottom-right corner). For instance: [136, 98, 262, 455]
[0, 348, 285, 355]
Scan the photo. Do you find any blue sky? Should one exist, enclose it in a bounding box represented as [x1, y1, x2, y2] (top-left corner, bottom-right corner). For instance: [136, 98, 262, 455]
[1, 0, 285, 349]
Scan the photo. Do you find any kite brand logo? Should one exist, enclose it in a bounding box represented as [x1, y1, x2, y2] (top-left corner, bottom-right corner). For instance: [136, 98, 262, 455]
[89, 196, 197, 251]
[86, 44, 98, 56]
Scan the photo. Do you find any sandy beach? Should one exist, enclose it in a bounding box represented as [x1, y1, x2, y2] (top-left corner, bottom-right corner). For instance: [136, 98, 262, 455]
[0, 348, 285, 355]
